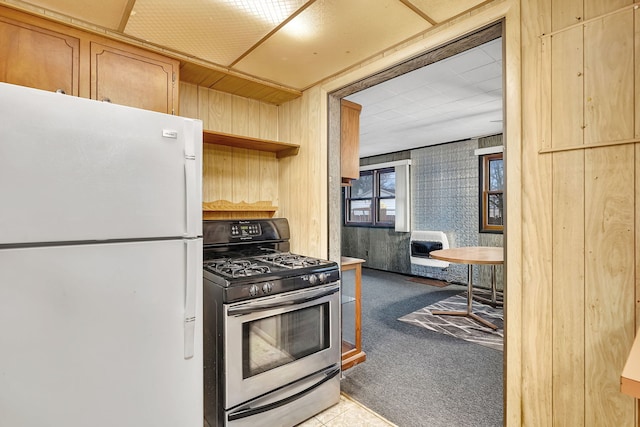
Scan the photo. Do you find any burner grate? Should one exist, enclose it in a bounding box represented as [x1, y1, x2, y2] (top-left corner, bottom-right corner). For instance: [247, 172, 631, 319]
[206, 259, 272, 278]
[258, 253, 322, 268]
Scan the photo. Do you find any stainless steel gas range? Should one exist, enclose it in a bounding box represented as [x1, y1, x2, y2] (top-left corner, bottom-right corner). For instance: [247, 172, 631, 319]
[202, 218, 341, 427]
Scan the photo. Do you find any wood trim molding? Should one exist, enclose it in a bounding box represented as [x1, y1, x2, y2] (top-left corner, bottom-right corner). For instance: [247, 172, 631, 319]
[539, 138, 640, 154]
[539, 2, 640, 39]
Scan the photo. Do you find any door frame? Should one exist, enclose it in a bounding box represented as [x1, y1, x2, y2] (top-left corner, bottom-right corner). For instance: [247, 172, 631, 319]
[321, 1, 522, 424]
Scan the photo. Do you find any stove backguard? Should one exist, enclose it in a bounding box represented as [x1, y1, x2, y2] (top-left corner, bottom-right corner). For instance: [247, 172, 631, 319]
[203, 218, 290, 250]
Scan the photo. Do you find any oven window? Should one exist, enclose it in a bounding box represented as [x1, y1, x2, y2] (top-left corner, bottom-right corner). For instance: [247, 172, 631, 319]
[242, 302, 330, 378]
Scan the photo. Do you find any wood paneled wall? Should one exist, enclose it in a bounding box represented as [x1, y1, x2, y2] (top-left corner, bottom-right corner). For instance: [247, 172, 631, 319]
[522, 0, 638, 425]
[178, 82, 280, 210]
[277, 86, 328, 258]
[179, 81, 328, 258]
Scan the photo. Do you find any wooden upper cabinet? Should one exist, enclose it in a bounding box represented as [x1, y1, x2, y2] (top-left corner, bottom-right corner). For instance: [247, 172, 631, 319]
[341, 99, 362, 185]
[91, 42, 177, 114]
[0, 16, 79, 95]
[0, 5, 178, 115]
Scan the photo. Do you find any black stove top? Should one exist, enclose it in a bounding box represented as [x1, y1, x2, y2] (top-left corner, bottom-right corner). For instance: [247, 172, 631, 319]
[204, 252, 332, 279]
[204, 250, 336, 282]
[202, 219, 340, 303]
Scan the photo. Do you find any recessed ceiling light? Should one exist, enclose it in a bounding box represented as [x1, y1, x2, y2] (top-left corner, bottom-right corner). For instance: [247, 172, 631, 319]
[282, 15, 314, 39]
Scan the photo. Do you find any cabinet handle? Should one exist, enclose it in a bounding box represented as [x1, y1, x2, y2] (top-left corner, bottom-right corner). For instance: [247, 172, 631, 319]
[101, 97, 111, 103]
[55, 89, 66, 94]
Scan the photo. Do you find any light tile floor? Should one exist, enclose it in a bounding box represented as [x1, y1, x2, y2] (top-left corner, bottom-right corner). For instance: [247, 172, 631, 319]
[296, 393, 397, 427]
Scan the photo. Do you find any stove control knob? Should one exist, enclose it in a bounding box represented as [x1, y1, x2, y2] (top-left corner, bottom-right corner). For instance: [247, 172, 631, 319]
[262, 282, 273, 294]
[318, 273, 327, 283]
[308, 274, 318, 285]
[249, 284, 259, 296]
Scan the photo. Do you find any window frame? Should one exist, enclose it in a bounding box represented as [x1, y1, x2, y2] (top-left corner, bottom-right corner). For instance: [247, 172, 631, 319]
[480, 152, 504, 233]
[345, 167, 396, 228]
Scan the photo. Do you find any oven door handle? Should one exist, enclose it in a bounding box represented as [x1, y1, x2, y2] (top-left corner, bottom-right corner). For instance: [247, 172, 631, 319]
[227, 285, 339, 316]
[227, 366, 341, 422]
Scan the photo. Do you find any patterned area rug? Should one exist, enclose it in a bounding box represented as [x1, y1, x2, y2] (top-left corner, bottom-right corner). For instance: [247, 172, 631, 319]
[398, 290, 504, 351]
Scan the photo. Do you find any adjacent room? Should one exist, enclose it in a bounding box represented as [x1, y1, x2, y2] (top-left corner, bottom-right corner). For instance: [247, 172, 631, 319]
[332, 30, 505, 427]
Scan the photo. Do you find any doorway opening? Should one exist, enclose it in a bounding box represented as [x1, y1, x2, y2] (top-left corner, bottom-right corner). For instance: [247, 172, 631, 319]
[327, 20, 506, 426]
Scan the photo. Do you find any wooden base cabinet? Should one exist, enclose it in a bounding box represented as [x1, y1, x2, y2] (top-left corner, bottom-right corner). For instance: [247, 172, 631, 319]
[341, 257, 366, 370]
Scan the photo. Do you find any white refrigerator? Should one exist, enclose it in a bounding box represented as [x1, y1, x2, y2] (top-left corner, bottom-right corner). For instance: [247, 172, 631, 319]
[0, 83, 203, 427]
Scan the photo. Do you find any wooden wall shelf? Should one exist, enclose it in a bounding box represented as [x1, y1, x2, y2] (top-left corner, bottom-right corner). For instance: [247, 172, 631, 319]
[202, 200, 277, 220]
[203, 130, 299, 158]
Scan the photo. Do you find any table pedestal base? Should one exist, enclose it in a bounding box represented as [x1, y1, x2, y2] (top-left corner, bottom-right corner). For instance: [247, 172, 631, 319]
[473, 292, 503, 308]
[431, 309, 498, 330]
[431, 264, 498, 330]
[471, 264, 503, 308]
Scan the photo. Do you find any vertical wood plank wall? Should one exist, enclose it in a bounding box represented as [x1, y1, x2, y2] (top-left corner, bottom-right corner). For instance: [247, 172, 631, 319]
[523, 0, 638, 425]
[521, 0, 553, 423]
[278, 86, 328, 258]
[178, 82, 280, 213]
[178, 81, 328, 258]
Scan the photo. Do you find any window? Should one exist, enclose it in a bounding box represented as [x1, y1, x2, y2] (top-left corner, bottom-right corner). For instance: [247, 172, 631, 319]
[480, 153, 504, 232]
[345, 167, 396, 227]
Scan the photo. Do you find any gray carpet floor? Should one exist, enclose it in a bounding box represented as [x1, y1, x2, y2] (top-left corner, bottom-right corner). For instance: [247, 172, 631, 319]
[340, 268, 503, 427]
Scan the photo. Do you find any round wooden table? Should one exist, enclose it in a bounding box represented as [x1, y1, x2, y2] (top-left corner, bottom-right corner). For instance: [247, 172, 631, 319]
[429, 246, 503, 330]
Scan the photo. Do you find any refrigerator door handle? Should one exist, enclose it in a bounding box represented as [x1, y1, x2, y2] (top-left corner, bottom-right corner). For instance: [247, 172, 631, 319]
[183, 119, 199, 237]
[183, 239, 197, 359]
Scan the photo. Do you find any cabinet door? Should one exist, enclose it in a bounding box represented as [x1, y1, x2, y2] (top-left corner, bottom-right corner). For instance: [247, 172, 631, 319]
[90, 42, 177, 114]
[341, 99, 362, 184]
[340, 258, 366, 370]
[0, 16, 79, 95]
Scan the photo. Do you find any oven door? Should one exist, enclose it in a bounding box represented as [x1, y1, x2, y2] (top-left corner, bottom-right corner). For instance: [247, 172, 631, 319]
[224, 282, 340, 409]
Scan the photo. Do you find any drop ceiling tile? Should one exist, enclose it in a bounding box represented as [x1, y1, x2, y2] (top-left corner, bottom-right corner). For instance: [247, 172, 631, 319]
[384, 94, 414, 110]
[409, 0, 488, 23]
[400, 85, 440, 102]
[401, 57, 450, 82]
[124, 0, 308, 66]
[361, 120, 391, 135]
[445, 48, 495, 74]
[436, 101, 466, 115]
[349, 86, 398, 106]
[376, 108, 406, 121]
[414, 94, 451, 109]
[475, 76, 503, 92]
[233, 0, 432, 90]
[460, 62, 502, 84]
[427, 68, 470, 88]
[410, 103, 449, 119]
[480, 38, 503, 60]
[384, 76, 427, 94]
[392, 100, 425, 116]
[20, 0, 130, 29]
[453, 93, 496, 110]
